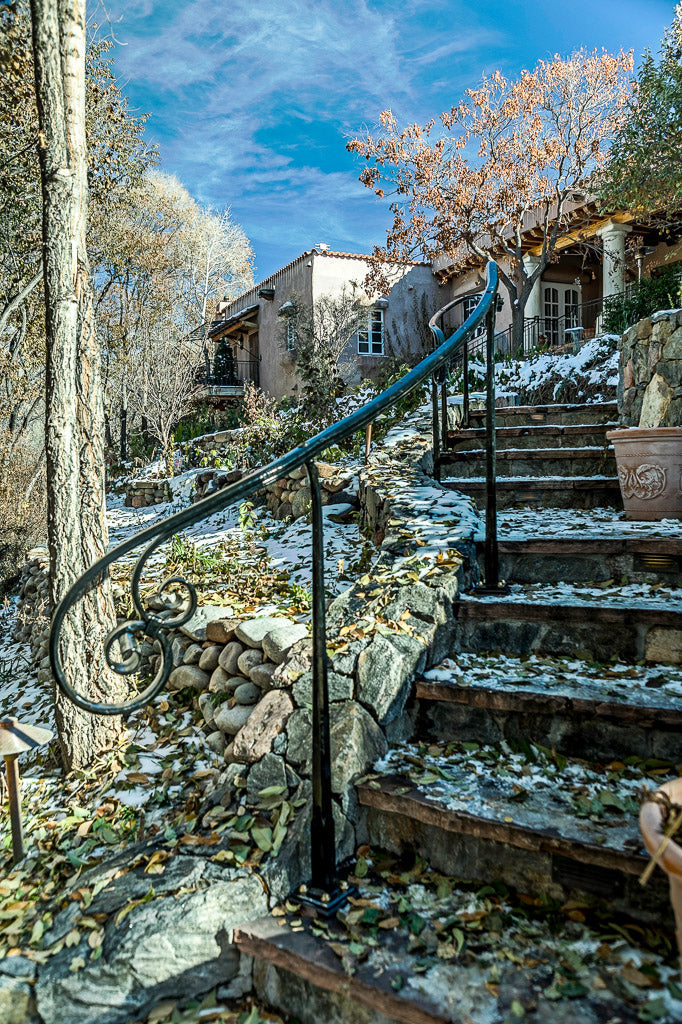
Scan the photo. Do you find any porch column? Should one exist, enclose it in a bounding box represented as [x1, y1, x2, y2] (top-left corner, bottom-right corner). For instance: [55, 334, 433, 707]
[596, 220, 632, 298]
[523, 254, 543, 351]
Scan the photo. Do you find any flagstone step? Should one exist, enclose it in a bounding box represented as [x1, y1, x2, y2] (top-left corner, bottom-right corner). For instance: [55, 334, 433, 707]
[440, 446, 616, 480]
[358, 740, 674, 922]
[467, 400, 618, 429]
[492, 505, 682, 541]
[455, 586, 682, 663]
[446, 422, 614, 452]
[415, 651, 682, 762]
[477, 537, 682, 585]
[443, 475, 622, 509]
[237, 852, 681, 1024]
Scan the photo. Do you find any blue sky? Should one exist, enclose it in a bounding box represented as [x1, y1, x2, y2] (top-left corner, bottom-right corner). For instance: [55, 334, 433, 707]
[104, 0, 673, 283]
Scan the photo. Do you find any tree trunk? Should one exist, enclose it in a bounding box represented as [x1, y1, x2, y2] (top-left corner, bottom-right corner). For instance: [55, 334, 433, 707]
[120, 403, 127, 461]
[31, 0, 123, 770]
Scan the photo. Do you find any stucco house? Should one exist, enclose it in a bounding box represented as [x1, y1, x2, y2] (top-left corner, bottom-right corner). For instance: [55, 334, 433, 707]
[199, 245, 441, 403]
[435, 200, 682, 353]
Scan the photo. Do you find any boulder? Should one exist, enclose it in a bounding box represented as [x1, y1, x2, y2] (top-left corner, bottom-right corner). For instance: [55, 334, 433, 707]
[218, 641, 245, 676]
[237, 648, 264, 675]
[182, 643, 203, 666]
[209, 667, 237, 693]
[214, 703, 253, 736]
[198, 645, 222, 672]
[235, 617, 291, 649]
[179, 605, 235, 643]
[35, 865, 266, 1024]
[232, 690, 294, 764]
[262, 623, 308, 665]
[270, 638, 313, 687]
[356, 632, 426, 725]
[206, 731, 227, 756]
[249, 662, 278, 688]
[286, 702, 387, 791]
[233, 682, 260, 706]
[206, 617, 242, 644]
[329, 702, 388, 793]
[198, 692, 215, 726]
[291, 670, 353, 706]
[0, 957, 38, 1024]
[168, 664, 210, 692]
[291, 486, 312, 518]
[246, 753, 288, 801]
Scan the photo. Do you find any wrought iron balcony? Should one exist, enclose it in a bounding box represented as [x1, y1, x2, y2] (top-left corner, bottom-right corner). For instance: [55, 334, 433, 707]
[198, 357, 260, 398]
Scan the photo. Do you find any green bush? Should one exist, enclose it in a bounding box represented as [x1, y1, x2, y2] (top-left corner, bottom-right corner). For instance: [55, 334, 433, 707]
[601, 266, 682, 335]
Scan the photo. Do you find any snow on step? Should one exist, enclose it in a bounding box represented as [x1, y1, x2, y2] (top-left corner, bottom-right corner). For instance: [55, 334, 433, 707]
[462, 580, 682, 612]
[421, 651, 682, 712]
[370, 739, 675, 860]
[483, 505, 682, 541]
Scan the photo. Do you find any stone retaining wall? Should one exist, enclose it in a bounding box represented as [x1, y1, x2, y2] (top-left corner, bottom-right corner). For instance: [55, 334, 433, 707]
[619, 310, 682, 427]
[124, 478, 172, 507]
[193, 461, 356, 521]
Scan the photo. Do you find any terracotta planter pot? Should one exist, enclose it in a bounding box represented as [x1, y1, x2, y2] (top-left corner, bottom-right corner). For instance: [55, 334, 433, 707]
[607, 427, 682, 521]
[640, 779, 682, 972]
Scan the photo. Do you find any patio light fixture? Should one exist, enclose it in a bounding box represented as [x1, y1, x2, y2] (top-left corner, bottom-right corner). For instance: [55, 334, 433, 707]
[0, 718, 53, 864]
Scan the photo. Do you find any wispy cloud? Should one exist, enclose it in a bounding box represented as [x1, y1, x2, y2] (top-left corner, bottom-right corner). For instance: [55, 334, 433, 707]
[104, 0, 670, 279]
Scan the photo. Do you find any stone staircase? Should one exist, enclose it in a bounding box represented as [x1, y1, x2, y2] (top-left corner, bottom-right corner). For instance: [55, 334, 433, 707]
[438, 399, 621, 508]
[231, 398, 682, 1023]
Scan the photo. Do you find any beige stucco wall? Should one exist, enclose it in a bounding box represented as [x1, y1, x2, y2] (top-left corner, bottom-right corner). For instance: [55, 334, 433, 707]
[212, 251, 441, 401]
[312, 255, 441, 385]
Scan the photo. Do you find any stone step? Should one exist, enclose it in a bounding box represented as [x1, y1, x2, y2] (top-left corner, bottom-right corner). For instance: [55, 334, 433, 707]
[440, 446, 616, 480]
[467, 400, 618, 428]
[236, 853, 681, 1023]
[446, 422, 614, 453]
[477, 537, 682, 585]
[415, 650, 682, 762]
[359, 741, 673, 924]
[455, 585, 682, 663]
[442, 476, 622, 509]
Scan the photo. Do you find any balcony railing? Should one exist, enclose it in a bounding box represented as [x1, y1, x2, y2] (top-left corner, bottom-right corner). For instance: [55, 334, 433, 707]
[199, 357, 260, 394]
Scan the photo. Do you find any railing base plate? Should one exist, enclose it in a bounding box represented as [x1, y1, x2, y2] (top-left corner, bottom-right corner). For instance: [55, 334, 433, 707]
[475, 581, 510, 597]
[298, 883, 356, 916]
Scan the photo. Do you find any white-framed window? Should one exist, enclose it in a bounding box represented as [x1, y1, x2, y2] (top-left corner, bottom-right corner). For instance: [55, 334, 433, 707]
[285, 318, 296, 351]
[462, 292, 485, 337]
[358, 308, 384, 355]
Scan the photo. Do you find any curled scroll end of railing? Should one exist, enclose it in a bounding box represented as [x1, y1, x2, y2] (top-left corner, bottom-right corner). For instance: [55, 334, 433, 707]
[50, 568, 198, 718]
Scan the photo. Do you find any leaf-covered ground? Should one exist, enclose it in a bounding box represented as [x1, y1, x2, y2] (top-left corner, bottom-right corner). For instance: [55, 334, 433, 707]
[274, 847, 682, 1023]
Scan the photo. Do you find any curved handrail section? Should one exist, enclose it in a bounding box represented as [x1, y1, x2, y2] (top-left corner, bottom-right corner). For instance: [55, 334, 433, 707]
[50, 262, 499, 716]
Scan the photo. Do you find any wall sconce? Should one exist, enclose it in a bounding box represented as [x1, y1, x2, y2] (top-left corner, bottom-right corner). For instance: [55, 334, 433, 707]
[258, 287, 275, 300]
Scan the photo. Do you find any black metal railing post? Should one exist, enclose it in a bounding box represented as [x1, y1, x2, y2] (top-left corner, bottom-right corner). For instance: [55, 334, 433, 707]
[440, 371, 448, 453]
[432, 377, 441, 481]
[299, 460, 348, 912]
[482, 304, 501, 592]
[462, 340, 470, 428]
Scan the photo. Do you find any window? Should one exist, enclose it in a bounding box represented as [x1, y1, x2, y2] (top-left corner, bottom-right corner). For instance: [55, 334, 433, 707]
[358, 308, 384, 355]
[285, 318, 296, 351]
[462, 292, 485, 337]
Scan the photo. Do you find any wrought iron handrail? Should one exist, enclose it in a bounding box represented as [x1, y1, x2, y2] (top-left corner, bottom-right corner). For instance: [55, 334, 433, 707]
[49, 260, 499, 907]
